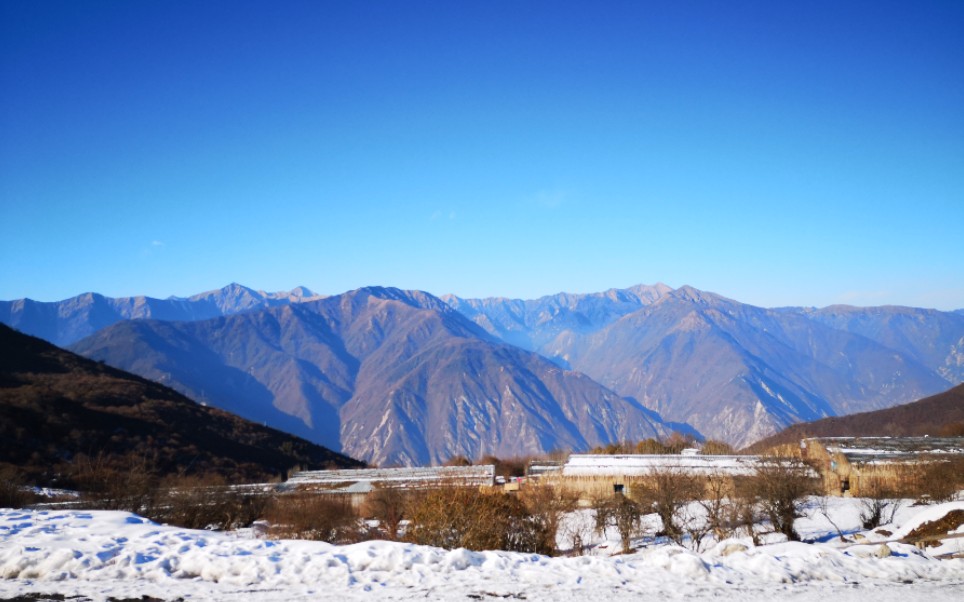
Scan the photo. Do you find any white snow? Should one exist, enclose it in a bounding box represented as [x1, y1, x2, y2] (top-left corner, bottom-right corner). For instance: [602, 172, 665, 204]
[1, 499, 962, 601]
[561, 453, 765, 476]
[284, 465, 495, 490]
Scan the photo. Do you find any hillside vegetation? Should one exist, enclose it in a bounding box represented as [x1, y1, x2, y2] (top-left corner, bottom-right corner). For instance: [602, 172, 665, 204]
[0, 324, 362, 486]
[746, 383, 964, 453]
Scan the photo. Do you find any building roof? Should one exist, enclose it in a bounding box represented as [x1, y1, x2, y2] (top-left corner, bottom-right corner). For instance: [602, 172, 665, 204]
[560, 454, 764, 477]
[807, 436, 964, 465]
[283, 465, 496, 493]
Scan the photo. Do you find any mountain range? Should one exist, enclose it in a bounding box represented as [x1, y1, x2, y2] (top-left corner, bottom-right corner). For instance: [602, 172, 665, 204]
[67, 287, 668, 466]
[0, 283, 322, 347]
[3, 283, 963, 461]
[445, 286, 964, 447]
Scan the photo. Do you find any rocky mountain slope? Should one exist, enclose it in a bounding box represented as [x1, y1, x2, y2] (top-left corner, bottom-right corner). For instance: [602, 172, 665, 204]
[442, 283, 671, 354]
[0, 283, 321, 347]
[71, 287, 669, 466]
[0, 324, 362, 484]
[448, 285, 963, 448]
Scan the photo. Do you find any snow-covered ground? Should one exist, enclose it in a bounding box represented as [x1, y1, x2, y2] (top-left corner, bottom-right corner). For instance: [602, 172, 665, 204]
[1, 498, 963, 601]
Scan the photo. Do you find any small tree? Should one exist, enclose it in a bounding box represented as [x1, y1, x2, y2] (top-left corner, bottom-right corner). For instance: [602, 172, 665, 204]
[701, 440, 735, 455]
[741, 458, 818, 541]
[858, 474, 903, 530]
[364, 485, 409, 541]
[662, 432, 696, 455]
[635, 469, 702, 546]
[697, 472, 743, 544]
[635, 438, 665, 455]
[594, 493, 643, 554]
[518, 482, 578, 556]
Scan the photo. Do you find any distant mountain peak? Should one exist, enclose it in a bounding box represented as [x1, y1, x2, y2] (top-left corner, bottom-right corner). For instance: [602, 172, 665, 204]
[288, 286, 316, 298]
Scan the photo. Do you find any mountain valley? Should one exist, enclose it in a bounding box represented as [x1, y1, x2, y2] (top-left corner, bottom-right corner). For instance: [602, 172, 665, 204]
[3, 283, 962, 462]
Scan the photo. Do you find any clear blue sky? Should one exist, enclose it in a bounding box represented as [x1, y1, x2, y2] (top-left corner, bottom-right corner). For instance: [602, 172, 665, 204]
[2, 1, 962, 309]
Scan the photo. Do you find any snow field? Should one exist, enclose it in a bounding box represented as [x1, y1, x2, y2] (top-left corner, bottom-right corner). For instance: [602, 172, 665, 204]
[0, 498, 962, 601]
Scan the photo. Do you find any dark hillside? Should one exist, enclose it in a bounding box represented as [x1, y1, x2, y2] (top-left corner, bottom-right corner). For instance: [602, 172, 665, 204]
[0, 324, 362, 486]
[746, 383, 964, 453]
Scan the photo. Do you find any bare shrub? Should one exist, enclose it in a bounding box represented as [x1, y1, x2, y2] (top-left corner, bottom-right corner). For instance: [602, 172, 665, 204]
[477, 455, 529, 479]
[634, 469, 702, 546]
[661, 432, 697, 455]
[405, 485, 550, 553]
[70, 452, 160, 513]
[634, 438, 665, 454]
[913, 456, 964, 503]
[857, 475, 903, 530]
[739, 458, 818, 541]
[363, 485, 409, 541]
[697, 472, 744, 544]
[151, 474, 269, 530]
[265, 493, 362, 543]
[518, 482, 578, 556]
[593, 493, 643, 554]
[701, 440, 735, 455]
[560, 510, 594, 556]
[0, 466, 34, 508]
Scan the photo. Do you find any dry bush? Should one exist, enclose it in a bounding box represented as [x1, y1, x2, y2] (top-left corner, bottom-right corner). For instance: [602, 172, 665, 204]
[362, 485, 409, 541]
[661, 432, 697, 455]
[405, 485, 551, 553]
[633, 469, 702, 546]
[518, 482, 579, 556]
[593, 493, 643, 554]
[697, 473, 744, 543]
[265, 493, 363, 543]
[634, 438, 665, 455]
[700, 440, 736, 455]
[70, 451, 160, 513]
[0, 466, 34, 508]
[913, 456, 964, 503]
[477, 455, 529, 479]
[150, 474, 268, 530]
[739, 458, 818, 541]
[857, 475, 903, 529]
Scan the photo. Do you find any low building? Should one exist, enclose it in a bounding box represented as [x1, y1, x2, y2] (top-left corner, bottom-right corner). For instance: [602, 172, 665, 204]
[801, 436, 964, 496]
[281, 465, 496, 506]
[543, 453, 769, 502]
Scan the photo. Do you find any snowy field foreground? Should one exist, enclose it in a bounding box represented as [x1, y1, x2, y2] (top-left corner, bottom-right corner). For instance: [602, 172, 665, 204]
[1, 500, 963, 602]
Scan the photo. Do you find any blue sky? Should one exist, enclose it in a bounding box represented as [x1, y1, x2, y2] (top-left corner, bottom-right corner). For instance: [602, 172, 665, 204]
[2, 1, 962, 309]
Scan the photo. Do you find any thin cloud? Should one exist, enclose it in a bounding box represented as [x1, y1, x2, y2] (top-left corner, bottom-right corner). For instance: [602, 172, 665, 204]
[531, 189, 569, 209]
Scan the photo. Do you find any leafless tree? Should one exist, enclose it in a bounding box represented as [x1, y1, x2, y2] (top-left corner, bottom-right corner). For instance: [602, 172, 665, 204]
[364, 485, 409, 541]
[740, 458, 818, 541]
[593, 492, 644, 554]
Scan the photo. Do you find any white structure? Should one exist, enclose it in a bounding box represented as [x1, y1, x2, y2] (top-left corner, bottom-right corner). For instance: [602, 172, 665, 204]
[283, 465, 496, 494]
[561, 454, 764, 478]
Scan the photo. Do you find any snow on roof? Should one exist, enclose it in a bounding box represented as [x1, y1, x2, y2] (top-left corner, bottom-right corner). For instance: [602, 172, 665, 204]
[808, 437, 964, 464]
[561, 454, 764, 477]
[283, 465, 496, 491]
